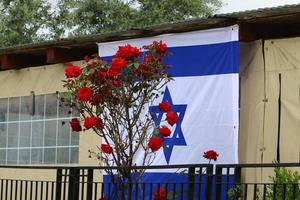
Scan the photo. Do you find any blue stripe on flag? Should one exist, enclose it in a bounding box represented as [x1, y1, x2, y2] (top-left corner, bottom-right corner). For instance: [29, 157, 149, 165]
[102, 41, 238, 77]
[103, 173, 235, 200]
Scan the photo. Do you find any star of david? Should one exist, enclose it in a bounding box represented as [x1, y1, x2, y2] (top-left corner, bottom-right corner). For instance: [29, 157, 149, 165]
[149, 86, 187, 163]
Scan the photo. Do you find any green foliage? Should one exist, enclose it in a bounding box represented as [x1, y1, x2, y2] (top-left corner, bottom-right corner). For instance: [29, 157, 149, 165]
[227, 168, 300, 200]
[266, 167, 300, 200]
[228, 185, 242, 200]
[0, 0, 51, 47]
[133, 0, 221, 27]
[0, 0, 221, 47]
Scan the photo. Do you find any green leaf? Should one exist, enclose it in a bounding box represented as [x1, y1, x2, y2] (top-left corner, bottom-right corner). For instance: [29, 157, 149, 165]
[96, 106, 103, 116]
[164, 146, 170, 153]
[59, 91, 71, 99]
[166, 191, 178, 199]
[133, 62, 140, 69]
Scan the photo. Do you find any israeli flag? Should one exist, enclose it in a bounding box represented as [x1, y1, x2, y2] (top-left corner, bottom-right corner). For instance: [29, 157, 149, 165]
[98, 25, 239, 199]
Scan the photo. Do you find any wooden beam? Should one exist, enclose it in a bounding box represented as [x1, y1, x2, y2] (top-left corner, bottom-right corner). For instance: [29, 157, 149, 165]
[46, 47, 97, 64]
[0, 54, 46, 70]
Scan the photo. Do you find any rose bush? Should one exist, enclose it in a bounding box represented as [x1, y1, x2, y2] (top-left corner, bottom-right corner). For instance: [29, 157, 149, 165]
[62, 41, 176, 198]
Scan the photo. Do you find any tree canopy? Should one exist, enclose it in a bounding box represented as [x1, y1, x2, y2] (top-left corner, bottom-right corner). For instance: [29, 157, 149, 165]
[0, 0, 222, 47]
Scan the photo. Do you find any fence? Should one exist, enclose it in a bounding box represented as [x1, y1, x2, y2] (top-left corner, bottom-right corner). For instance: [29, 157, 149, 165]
[216, 163, 300, 200]
[0, 163, 298, 200]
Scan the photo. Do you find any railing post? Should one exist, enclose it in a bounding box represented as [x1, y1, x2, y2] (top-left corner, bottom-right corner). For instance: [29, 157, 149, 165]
[234, 166, 242, 198]
[215, 165, 223, 200]
[55, 169, 62, 200]
[86, 169, 94, 200]
[188, 167, 195, 200]
[68, 168, 80, 200]
[206, 165, 213, 200]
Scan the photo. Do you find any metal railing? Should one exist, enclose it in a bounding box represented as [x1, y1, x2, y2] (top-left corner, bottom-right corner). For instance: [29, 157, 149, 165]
[216, 163, 300, 200]
[0, 164, 213, 200]
[0, 163, 298, 200]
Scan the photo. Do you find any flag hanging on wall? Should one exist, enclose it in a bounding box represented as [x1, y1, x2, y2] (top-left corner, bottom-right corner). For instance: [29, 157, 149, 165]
[98, 25, 239, 199]
[98, 25, 239, 166]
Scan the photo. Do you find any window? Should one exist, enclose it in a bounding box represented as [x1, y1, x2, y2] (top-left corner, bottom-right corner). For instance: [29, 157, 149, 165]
[0, 93, 79, 164]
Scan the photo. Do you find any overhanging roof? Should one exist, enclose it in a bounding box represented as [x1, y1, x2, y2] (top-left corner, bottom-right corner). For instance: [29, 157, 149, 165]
[1, 3, 300, 70]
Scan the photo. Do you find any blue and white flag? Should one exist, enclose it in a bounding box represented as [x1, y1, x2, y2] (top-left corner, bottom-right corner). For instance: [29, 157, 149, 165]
[98, 25, 239, 199]
[98, 25, 239, 166]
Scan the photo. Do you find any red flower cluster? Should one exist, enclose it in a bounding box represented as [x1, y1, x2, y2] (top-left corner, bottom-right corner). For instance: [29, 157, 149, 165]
[101, 144, 113, 154]
[159, 101, 171, 112]
[90, 94, 104, 105]
[166, 112, 178, 126]
[69, 118, 82, 132]
[84, 116, 103, 129]
[115, 44, 140, 60]
[108, 57, 126, 77]
[148, 137, 163, 152]
[159, 126, 171, 137]
[203, 150, 219, 161]
[77, 87, 93, 101]
[64, 65, 82, 78]
[158, 101, 178, 126]
[153, 40, 168, 54]
[154, 188, 166, 200]
[83, 55, 90, 62]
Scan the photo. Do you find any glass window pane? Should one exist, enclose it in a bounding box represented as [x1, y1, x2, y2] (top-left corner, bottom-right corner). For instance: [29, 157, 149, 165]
[7, 123, 18, 147]
[44, 121, 56, 147]
[0, 98, 8, 122]
[72, 108, 80, 117]
[44, 148, 56, 164]
[8, 97, 20, 121]
[19, 122, 31, 147]
[33, 95, 45, 120]
[7, 149, 17, 164]
[20, 96, 32, 121]
[19, 149, 30, 164]
[32, 122, 43, 147]
[57, 120, 70, 146]
[0, 124, 7, 148]
[0, 150, 6, 164]
[45, 94, 58, 119]
[59, 102, 71, 118]
[57, 147, 69, 164]
[31, 148, 43, 164]
[71, 131, 79, 146]
[70, 147, 79, 163]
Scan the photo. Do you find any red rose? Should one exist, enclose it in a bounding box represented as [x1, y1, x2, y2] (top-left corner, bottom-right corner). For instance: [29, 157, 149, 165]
[153, 40, 167, 54]
[83, 55, 90, 61]
[112, 57, 126, 69]
[115, 44, 140, 60]
[64, 65, 82, 78]
[69, 118, 82, 132]
[99, 68, 108, 79]
[159, 101, 171, 112]
[108, 58, 126, 77]
[166, 112, 178, 126]
[101, 144, 113, 154]
[98, 197, 106, 200]
[110, 80, 121, 87]
[84, 116, 103, 129]
[143, 55, 152, 63]
[77, 87, 93, 101]
[203, 150, 219, 161]
[154, 188, 166, 200]
[90, 94, 104, 105]
[159, 126, 171, 137]
[148, 137, 163, 152]
[136, 64, 155, 76]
